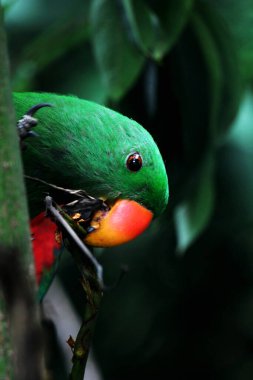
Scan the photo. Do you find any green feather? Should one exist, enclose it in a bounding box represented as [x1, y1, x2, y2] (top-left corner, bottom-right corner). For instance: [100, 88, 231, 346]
[14, 92, 169, 217]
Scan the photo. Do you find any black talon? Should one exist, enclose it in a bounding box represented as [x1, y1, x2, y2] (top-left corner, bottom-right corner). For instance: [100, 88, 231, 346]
[26, 103, 52, 116]
[26, 130, 39, 138]
[18, 102, 52, 148]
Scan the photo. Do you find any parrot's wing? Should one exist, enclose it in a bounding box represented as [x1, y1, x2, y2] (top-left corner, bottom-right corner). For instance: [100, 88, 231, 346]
[30, 193, 106, 301]
[31, 212, 63, 302]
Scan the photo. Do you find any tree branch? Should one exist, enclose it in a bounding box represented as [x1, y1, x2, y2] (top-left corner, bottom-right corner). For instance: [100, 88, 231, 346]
[45, 197, 104, 380]
[0, 5, 44, 379]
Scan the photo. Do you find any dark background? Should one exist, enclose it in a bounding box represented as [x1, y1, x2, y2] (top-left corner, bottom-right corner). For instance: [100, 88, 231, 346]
[4, 0, 253, 378]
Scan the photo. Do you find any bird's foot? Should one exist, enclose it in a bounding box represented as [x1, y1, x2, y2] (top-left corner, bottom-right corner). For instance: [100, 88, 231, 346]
[17, 103, 52, 149]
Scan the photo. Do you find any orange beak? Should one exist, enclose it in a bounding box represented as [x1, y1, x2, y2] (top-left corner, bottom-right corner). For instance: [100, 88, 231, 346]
[84, 199, 153, 247]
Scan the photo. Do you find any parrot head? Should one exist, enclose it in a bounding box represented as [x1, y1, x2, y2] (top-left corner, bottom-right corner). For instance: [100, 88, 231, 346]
[78, 106, 169, 247]
[14, 92, 169, 248]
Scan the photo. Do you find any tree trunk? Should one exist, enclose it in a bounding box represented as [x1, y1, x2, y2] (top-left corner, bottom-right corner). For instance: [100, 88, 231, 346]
[0, 5, 44, 380]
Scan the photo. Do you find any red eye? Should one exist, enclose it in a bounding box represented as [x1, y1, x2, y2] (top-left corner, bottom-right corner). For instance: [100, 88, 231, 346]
[126, 153, 143, 172]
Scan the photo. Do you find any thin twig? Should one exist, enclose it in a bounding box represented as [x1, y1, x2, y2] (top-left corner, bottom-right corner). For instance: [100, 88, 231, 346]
[25, 174, 95, 200]
[44, 196, 104, 380]
[45, 196, 104, 289]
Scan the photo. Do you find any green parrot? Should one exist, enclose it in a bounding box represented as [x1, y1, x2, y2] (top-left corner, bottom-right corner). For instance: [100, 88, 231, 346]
[14, 92, 169, 296]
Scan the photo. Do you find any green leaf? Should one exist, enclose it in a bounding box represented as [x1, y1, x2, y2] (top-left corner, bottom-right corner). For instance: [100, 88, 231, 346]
[119, 0, 194, 61]
[169, 2, 241, 174]
[174, 154, 215, 254]
[121, 0, 161, 61]
[195, 1, 242, 132]
[169, 8, 223, 169]
[226, 90, 253, 150]
[207, 0, 253, 83]
[146, 0, 194, 58]
[213, 91, 253, 239]
[90, 0, 145, 100]
[12, 11, 90, 91]
[189, 7, 228, 139]
[170, 3, 242, 249]
[89, 0, 195, 99]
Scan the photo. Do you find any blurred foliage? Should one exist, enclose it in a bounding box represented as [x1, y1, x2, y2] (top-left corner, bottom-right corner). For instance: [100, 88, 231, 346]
[4, 0, 253, 379]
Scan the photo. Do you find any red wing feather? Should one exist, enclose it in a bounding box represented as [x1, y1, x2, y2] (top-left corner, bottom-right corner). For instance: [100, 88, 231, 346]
[30, 213, 62, 284]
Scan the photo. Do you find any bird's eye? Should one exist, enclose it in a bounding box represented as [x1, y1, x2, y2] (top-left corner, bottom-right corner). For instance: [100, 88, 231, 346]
[126, 152, 143, 172]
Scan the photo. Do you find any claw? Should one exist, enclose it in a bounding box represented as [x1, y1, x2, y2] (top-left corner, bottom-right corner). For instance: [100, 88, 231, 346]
[26, 130, 39, 138]
[17, 102, 52, 147]
[26, 103, 52, 117]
